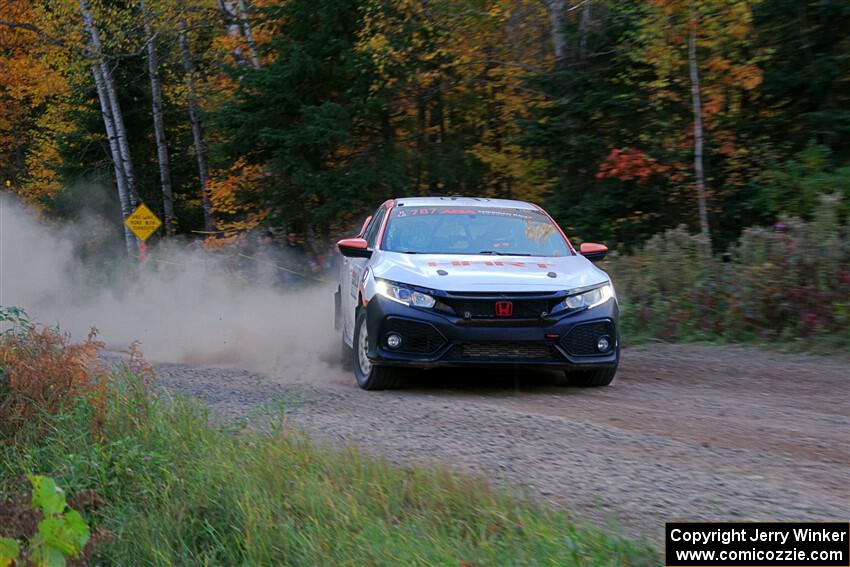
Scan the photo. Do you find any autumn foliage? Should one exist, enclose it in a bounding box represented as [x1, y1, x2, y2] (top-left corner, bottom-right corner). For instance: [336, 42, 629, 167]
[0, 1, 70, 203]
[0, 323, 106, 442]
[596, 148, 673, 182]
[0, 0, 847, 253]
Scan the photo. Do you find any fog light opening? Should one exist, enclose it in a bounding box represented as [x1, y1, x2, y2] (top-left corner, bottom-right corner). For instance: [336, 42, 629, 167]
[596, 335, 611, 352]
[386, 333, 403, 349]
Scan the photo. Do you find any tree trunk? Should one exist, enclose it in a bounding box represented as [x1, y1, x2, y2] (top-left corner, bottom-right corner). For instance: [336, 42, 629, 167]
[101, 62, 138, 204]
[236, 0, 261, 69]
[178, 11, 215, 232]
[90, 64, 137, 254]
[688, 0, 712, 255]
[415, 95, 426, 194]
[578, 1, 591, 60]
[217, 0, 246, 66]
[544, 0, 570, 70]
[12, 121, 24, 184]
[141, 0, 176, 235]
[80, 0, 138, 206]
[80, 0, 137, 254]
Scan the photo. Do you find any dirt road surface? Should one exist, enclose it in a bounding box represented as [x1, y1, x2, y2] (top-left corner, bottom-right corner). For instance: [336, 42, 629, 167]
[150, 343, 850, 545]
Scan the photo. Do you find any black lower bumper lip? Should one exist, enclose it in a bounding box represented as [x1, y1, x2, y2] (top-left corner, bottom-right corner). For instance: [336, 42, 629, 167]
[365, 295, 619, 369]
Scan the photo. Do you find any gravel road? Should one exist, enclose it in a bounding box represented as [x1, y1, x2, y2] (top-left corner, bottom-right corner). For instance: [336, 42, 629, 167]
[149, 343, 850, 545]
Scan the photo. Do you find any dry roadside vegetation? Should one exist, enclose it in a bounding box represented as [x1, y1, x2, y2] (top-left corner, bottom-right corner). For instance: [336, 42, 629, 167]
[0, 324, 106, 444]
[0, 311, 657, 566]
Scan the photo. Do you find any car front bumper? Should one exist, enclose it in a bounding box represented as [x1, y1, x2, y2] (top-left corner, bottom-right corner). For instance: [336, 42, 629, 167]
[365, 295, 619, 369]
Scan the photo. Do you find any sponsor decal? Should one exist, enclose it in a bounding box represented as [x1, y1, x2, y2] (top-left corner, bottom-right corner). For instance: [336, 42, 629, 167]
[427, 260, 552, 269]
[394, 206, 542, 221]
[349, 269, 359, 298]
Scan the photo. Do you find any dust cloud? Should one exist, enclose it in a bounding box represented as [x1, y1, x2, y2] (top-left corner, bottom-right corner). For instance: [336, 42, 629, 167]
[0, 194, 342, 379]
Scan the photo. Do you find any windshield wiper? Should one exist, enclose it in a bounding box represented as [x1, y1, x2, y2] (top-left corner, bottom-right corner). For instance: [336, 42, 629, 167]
[478, 250, 532, 256]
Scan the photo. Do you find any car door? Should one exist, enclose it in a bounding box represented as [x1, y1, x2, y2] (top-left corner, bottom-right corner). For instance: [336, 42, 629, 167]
[342, 205, 386, 345]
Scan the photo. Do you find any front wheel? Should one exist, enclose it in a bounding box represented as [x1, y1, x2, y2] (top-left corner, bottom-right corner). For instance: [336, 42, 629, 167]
[352, 309, 399, 390]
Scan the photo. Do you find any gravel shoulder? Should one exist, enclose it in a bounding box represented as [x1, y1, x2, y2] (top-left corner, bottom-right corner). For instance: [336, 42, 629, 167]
[149, 343, 850, 545]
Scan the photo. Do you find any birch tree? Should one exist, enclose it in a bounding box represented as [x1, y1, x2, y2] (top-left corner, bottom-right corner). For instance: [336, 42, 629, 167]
[216, 0, 247, 66]
[236, 0, 261, 69]
[578, 0, 591, 61]
[178, 6, 215, 232]
[543, 0, 570, 70]
[636, 0, 764, 254]
[141, 0, 176, 235]
[89, 64, 137, 253]
[79, 0, 138, 253]
[80, 0, 138, 203]
[688, 0, 710, 252]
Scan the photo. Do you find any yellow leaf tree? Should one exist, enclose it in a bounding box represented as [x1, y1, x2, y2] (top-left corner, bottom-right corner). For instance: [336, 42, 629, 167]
[636, 0, 765, 252]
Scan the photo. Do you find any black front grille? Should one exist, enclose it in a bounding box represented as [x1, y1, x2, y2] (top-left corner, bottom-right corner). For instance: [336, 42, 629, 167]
[448, 342, 560, 361]
[438, 295, 561, 320]
[385, 317, 446, 354]
[561, 321, 615, 356]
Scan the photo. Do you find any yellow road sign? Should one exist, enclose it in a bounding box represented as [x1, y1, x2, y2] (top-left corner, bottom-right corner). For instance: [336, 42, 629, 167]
[124, 203, 162, 241]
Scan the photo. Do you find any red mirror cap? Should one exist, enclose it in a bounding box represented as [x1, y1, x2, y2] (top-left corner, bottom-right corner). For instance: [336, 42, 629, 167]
[338, 237, 369, 250]
[580, 242, 608, 255]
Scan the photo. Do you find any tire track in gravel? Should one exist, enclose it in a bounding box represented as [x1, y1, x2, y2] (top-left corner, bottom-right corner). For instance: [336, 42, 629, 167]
[148, 344, 850, 545]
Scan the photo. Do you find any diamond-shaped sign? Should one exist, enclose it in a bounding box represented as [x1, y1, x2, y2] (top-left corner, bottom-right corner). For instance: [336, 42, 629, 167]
[124, 203, 162, 241]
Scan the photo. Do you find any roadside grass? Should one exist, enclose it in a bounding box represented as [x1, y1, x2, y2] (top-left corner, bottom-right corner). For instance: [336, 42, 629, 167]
[621, 333, 850, 355]
[1, 367, 657, 566]
[619, 296, 850, 356]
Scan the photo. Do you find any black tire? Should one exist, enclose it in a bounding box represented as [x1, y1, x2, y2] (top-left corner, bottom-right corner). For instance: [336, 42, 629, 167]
[564, 366, 617, 387]
[352, 309, 399, 390]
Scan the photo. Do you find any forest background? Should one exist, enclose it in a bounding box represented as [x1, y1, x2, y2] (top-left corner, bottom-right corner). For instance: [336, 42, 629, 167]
[1, 0, 848, 346]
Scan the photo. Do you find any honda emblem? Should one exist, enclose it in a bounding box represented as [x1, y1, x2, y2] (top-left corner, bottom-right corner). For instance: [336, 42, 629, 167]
[495, 301, 513, 317]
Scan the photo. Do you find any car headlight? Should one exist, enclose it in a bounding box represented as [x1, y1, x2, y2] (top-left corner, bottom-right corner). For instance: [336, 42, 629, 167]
[375, 280, 436, 308]
[562, 283, 613, 311]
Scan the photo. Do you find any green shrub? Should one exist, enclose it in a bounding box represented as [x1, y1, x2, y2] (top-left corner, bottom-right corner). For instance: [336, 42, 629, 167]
[609, 195, 850, 349]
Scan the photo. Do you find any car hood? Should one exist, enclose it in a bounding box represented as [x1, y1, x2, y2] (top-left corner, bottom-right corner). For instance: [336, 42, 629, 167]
[371, 252, 610, 293]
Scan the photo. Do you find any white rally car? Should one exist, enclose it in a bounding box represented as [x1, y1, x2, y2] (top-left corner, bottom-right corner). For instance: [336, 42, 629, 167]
[334, 197, 619, 390]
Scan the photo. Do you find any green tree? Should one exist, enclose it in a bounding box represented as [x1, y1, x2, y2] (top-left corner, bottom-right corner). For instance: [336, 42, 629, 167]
[521, 1, 689, 249]
[212, 0, 408, 235]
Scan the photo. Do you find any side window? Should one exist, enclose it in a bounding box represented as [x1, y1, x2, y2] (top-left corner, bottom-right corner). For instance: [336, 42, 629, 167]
[356, 215, 372, 237]
[364, 207, 387, 248]
[357, 209, 380, 241]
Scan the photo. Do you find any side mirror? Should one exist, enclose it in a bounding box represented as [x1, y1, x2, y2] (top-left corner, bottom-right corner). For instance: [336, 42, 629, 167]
[337, 238, 372, 259]
[580, 242, 608, 262]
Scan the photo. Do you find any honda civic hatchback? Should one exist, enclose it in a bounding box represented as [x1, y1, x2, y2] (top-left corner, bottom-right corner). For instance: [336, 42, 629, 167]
[334, 197, 619, 390]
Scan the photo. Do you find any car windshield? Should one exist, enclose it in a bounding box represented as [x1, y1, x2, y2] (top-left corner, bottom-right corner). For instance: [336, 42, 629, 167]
[382, 205, 572, 256]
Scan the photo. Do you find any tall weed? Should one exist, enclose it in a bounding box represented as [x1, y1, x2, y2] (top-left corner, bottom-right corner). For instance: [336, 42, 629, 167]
[0, 318, 107, 444]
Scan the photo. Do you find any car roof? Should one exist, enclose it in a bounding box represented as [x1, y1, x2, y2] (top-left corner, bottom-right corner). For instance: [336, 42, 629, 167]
[392, 196, 539, 210]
